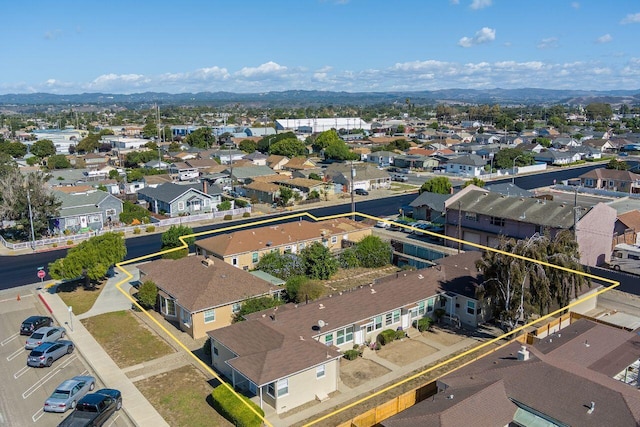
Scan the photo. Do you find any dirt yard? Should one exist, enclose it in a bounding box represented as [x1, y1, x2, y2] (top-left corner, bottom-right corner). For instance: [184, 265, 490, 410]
[319, 266, 399, 294]
[422, 327, 467, 347]
[377, 340, 438, 365]
[340, 358, 390, 388]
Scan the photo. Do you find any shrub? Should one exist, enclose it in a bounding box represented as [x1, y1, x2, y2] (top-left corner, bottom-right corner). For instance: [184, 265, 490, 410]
[242, 212, 251, 218]
[376, 329, 398, 346]
[133, 228, 141, 235]
[211, 385, 264, 427]
[145, 225, 155, 233]
[66, 240, 73, 246]
[52, 243, 58, 248]
[63, 229, 71, 236]
[414, 317, 433, 332]
[137, 280, 158, 308]
[223, 214, 233, 220]
[338, 248, 360, 269]
[118, 231, 125, 237]
[343, 349, 359, 360]
[395, 330, 407, 340]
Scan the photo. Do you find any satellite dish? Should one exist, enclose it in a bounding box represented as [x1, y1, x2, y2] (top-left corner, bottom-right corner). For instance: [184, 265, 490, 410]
[318, 320, 326, 328]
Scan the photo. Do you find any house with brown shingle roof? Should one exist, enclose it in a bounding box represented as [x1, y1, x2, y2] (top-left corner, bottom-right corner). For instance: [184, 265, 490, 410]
[266, 154, 290, 171]
[195, 218, 372, 270]
[208, 253, 488, 414]
[382, 318, 640, 427]
[138, 256, 279, 339]
[282, 156, 316, 171]
[614, 209, 640, 245]
[243, 180, 280, 204]
[272, 177, 334, 200]
[579, 168, 640, 194]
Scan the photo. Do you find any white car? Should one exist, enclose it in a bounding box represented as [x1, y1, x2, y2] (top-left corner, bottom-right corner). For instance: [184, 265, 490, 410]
[375, 218, 393, 229]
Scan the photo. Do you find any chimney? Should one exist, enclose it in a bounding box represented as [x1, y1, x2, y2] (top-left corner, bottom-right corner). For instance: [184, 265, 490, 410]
[587, 401, 595, 414]
[517, 345, 530, 361]
[202, 180, 208, 194]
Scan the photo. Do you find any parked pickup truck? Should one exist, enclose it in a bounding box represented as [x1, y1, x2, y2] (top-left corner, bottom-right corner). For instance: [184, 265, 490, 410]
[57, 389, 122, 427]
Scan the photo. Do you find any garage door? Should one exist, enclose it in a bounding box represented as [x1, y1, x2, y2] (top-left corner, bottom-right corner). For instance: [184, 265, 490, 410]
[463, 231, 480, 250]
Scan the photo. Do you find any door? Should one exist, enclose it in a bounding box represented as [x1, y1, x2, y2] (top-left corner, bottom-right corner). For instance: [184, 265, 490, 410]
[80, 216, 88, 228]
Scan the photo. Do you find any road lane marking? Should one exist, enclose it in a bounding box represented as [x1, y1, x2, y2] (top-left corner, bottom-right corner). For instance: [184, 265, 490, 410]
[31, 408, 44, 423]
[1, 332, 19, 346]
[14, 366, 30, 379]
[22, 355, 77, 399]
[6, 347, 24, 362]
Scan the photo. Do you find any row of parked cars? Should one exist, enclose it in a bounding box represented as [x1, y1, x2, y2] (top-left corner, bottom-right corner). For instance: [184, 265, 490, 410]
[20, 315, 122, 426]
[376, 218, 444, 234]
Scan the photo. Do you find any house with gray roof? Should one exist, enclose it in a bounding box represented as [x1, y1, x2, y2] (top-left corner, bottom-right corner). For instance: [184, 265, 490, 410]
[534, 150, 581, 165]
[367, 151, 396, 167]
[444, 185, 617, 267]
[137, 181, 223, 217]
[445, 154, 486, 177]
[324, 162, 391, 191]
[226, 165, 277, 184]
[51, 189, 123, 234]
[409, 192, 450, 222]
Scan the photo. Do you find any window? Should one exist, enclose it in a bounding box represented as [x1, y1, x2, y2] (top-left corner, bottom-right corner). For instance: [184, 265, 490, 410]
[331, 236, 337, 244]
[336, 329, 345, 345]
[105, 208, 116, 216]
[232, 303, 242, 313]
[324, 333, 333, 346]
[284, 246, 292, 253]
[276, 379, 288, 397]
[464, 212, 477, 221]
[232, 257, 238, 266]
[467, 300, 475, 315]
[374, 316, 383, 330]
[385, 312, 393, 325]
[204, 309, 215, 323]
[490, 217, 505, 227]
[418, 301, 426, 316]
[316, 364, 325, 379]
[299, 242, 305, 249]
[585, 178, 594, 187]
[393, 310, 400, 323]
[609, 180, 615, 187]
[345, 326, 353, 342]
[427, 298, 434, 313]
[177, 201, 185, 211]
[267, 383, 275, 397]
[213, 346, 218, 356]
[252, 252, 259, 263]
[166, 299, 176, 316]
[90, 215, 101, 223]
[181, 308, 191, 326]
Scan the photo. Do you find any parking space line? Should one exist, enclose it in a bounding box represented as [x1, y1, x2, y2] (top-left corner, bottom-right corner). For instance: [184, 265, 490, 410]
[6, 347, 24, 362]
[31, 408, 44, 423]
[14, 366, 30, 379]
[105, 413, 120, 426]
[0, 294, 33, 303]
[1, 332, 19, 346]
[22, 355, 77, 399]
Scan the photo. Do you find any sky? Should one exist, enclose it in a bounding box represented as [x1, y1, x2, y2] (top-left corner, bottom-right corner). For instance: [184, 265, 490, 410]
[2, 0, 639, 95]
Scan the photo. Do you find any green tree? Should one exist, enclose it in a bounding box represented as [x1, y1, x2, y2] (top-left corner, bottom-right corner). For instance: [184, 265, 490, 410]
[255, 251, 304, 280]
[185, 127, 215, 149]
[137, 280, 158, 308]
[142, 121, 158, 139]
[269, 138, 307, 157]
[475, 231, 588, 330]
[278, 186, 294, 206]
[30, 139, 56, 158]
[324, 140, 358, 161]
[493, 148, 534, 170]
[420, 177, 452, 194]
[0, 152, 17, 177]
[308, 172, 322, 181]
[46, 154, 71, 169]
[300, 242, 338, 280]
[312, 129, 341, 152]
[353, 235, 392, 268]
[0, 170, 61, 238]
[606, 158, 629, 170]
[160, 225, 195, 259]
[585, 103, 613, 121]
[48, 232, 127, 284]
[238, 139, 257, 153]
[285, 275, 324, 303]
[463, 177, 486, 188]
[0, 140, 28, 158]
[217, 200, 232, 211]
[232, 297, 282, 322]
[119, 200, 150, 224]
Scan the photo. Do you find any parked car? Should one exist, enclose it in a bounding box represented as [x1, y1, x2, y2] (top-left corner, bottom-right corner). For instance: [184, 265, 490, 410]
[25, 326, 66, 350]
[20, 315, 53, 336]
[375, 218, 393, 229]
[44, 375, 96, 413]
[354, 188, 369, 196]
[392, 174, 409, 182]
[57, 389, 122, 427]
[27, 340, 74, 367]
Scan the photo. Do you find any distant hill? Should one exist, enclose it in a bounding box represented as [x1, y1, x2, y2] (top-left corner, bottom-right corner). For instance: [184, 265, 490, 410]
[0, 88, 639, 107]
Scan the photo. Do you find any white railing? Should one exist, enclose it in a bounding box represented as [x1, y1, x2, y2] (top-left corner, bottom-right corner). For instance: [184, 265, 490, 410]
[0, 207, 252, 251]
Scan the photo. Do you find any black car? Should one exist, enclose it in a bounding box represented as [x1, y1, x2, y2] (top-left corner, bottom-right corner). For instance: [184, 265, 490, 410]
[20, 315, 53, 336]
[58, 389, 122, 427]
[354, 188, 369, 196]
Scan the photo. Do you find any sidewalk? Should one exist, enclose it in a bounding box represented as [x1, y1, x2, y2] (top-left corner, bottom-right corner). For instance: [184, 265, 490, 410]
[38, 273, 169, 427]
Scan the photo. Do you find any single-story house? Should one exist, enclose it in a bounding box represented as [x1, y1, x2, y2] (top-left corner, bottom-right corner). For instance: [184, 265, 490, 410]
[137, 181, 223, 217]
[579, 168, 640, 194]
[138, 256, 279, 339]
[51, 189, 123, 233]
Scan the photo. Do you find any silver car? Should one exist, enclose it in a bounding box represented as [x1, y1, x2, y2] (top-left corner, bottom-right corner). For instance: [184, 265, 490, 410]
[27, 340, 74, 367]
[25, 326, 66, 350]
[44, 375, 95, 413]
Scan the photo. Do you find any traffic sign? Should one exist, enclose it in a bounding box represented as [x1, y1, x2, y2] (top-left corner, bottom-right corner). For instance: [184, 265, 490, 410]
[37, 269, 46, 280]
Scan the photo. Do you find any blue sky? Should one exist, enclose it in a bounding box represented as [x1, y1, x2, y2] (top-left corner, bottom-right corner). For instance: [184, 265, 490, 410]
[2, 0, 639, 94]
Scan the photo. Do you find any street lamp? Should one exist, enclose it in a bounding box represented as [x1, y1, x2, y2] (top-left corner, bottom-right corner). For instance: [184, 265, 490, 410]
[512, 155, 524, 185]
[26, 188, 36, 251]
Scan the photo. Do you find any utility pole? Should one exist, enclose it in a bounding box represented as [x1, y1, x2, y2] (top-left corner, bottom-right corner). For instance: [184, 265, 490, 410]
[350, 161, 356, 221]
[457, 201, 462, 254]
[26, 188, 36, 251]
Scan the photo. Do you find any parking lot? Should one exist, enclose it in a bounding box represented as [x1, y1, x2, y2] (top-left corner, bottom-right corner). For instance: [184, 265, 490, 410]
[0, 287, 132, 427]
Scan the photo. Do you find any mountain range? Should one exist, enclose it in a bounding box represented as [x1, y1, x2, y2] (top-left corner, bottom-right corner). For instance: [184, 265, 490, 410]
[0, 88, 639, 108]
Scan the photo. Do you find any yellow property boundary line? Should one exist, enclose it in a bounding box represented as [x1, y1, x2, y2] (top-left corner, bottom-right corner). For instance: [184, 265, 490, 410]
[110, 211, 619, 427]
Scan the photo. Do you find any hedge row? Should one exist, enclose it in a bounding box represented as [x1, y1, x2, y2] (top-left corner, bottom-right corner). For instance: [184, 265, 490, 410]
[211, 385, 265, 427]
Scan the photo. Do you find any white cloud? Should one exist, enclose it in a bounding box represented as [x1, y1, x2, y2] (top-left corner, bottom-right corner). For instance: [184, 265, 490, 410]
[450, 0, 460, 4]
[235, 62, 288, 78]
[537, 37, 558, 49]
[458, 27, 496, 47]
[571, 2, 580, 9]
[621, 12, 640, 24]
[470, 0, 492, 10]
[44, 29, 62, 40]
[595, 34, 613, 44]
